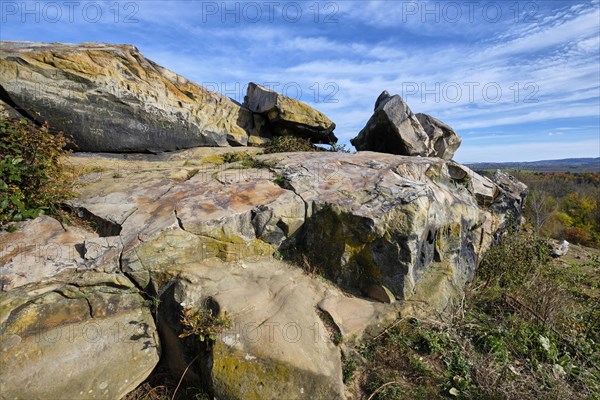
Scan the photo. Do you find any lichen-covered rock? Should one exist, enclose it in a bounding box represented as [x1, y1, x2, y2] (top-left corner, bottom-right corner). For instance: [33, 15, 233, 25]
[267, 151, 510, 305]
[351, 91, 430, 155]
[0, 265, 159, 400]
[160, 258, 355, 400]
[244, 82, 337, 144]
[416, 113, 462, 160]
[1, 147, 526, 399]
[0, 41, 257, 151]
[68, 149, 523, 308]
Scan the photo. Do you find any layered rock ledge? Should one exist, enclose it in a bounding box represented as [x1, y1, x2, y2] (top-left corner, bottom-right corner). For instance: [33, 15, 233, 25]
[1, 147, 524, 399]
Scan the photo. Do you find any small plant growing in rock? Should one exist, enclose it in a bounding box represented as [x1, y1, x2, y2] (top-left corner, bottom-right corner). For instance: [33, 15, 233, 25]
[342, 357, 357, 383]
[240, 155, 275, 169]
[179, 304, 232, 343]
[222, 152, 246, 163]
[273, 174, 286, 187]
[328, 142, 352, 153]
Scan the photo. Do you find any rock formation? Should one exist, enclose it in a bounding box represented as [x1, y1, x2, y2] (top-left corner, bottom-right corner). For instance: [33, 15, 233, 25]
[416, 113, 462, 160]
[0, 42, 336, 152]
[244, 82, 337, 144]
[0, 218, 159, 399]
[0, 41, 528, 400]
[1, 147, 525, 399]
[351, 91, 430, 156]
[352, 91, 462, 160]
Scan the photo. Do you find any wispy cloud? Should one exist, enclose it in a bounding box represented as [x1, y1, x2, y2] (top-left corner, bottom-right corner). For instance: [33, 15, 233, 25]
[1, 0, 598, 162]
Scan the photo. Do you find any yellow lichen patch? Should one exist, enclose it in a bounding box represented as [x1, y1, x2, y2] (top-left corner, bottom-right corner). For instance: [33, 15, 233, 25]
[2, 293, 90, 337]
[201, 154, 225, 165]
[213, 341, 294, 400]
[275, 97, 334, 129]
[200, 237, 274, 263]
[404, 261, 457, 316]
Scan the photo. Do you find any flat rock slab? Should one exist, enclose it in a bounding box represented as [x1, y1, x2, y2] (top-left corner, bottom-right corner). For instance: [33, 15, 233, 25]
[0, 216, 95, 291]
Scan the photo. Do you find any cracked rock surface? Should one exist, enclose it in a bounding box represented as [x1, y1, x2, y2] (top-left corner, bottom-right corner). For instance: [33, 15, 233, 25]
[0, 147, 525, 399]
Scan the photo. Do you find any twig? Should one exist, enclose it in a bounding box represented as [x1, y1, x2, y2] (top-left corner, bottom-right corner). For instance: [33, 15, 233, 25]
[171, 353, 201, 400]
[367, 381, 399, 400]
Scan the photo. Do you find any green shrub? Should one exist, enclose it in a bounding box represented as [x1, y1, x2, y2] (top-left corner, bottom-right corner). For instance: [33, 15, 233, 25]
[221, 152, 275, 169]
[0, 118, 73, 225]
[262, 136, 317, 153]
[477, 231, 548, 289]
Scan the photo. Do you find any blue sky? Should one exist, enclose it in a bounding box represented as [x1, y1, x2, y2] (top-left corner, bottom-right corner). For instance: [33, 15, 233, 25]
[1, 0, 599, 162]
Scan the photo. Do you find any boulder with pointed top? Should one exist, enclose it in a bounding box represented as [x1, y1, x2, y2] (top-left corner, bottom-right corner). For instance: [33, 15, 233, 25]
[351, 91, 430, 156]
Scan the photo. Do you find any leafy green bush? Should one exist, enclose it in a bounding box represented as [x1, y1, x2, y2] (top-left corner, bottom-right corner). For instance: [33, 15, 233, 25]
[477, 231, 548, 289]
[0, 118, 73, 225]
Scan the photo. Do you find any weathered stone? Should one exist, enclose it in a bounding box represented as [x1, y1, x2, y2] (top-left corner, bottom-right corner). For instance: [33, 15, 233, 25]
[1, 146, 526, 399]
[416, 113, 462, 160]
[0, 270, 159, 400]
[0, 214, 159, 399]
[491, 169, 529, 220]
[0, 215, 96, 291]
[168, 258, 346, 400]
[267, 152, 510, 305]
[447, 161, 499, 207]
[351, 91, 430, 156]
[247, 113, 273, 146]
[0, 41, 256, 152]
[244, 82, 337, 144]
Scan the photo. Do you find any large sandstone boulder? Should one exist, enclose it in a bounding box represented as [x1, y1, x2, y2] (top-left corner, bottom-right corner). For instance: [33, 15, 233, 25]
[416, 113, 462, 160]
[1, 147, 526, 398]
[0, 41, 258, 151]
[151, 258, 384, 400]
[269, 152, 508, 303]
[69, 149, 523, 307]
[0, 217, 159, 400]
[351, 91, 464, 160]
[351, 90, 430, 156]
[244, 82, 337, 144]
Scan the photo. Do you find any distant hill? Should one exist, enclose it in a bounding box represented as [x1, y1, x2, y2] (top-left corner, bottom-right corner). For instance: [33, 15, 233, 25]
[467, 157, 600, 173]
